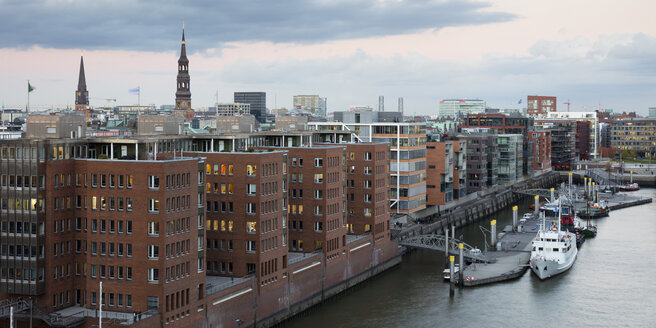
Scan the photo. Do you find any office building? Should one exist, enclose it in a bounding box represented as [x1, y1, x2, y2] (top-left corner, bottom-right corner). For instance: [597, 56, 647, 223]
[438, 99, 485, 118]
[611, 118, 656, 158]
[234, 92, 266, 123]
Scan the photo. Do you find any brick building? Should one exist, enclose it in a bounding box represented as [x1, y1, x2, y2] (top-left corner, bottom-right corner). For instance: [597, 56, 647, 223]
[343, 143, 390, 241]
[526, 130, 552, 171]
[1, 122, 398, 328]
[526, 95, 557, 117]
[0, 135, 205, 326]
[425, 140, 466, 205]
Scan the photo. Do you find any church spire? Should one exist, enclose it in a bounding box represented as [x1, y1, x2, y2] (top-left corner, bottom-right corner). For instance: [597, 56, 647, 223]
[75, 54, 89, 111]
[175, 23, 192, 117]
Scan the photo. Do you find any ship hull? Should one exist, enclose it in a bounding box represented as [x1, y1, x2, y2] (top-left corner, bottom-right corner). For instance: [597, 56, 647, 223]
[530, 248, 577, 280]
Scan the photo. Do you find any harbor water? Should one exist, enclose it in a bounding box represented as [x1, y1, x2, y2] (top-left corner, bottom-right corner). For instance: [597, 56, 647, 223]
[287, 188, 656, 328]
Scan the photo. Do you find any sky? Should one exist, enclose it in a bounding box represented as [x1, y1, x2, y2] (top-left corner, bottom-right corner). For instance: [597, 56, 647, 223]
[0, 0, 655, 115]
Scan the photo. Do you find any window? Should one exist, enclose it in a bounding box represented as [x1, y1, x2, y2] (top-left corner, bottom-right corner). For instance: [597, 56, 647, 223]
[148, 222, 159, 236]
[364, 194, 372, 203]
[148, 268, 159, 282]
[246, 240, 256, 253]
[364, 208, 372, 217]
[364, 180, 372, 189]
[314, 174, 323, 184]
[118, 175, 124, 188]
[149, 199, 160, 213]
[148, 245, 159, 259]
[148, 176, 159, 189]
[364, 166, 372, 175]
[314, 221, 323, 232]
[314, 158, 323, 167]
[101, 174, 106, 187]
[314, 190, 323, 200]
[247, 203, 256, 215]
[365, 152, 372, 161]
[126, 198, 132, 211]
[247, 165, 257, 176]
[246, 222, 256, 233]
[247, 184, 256, 196]
[314, 205, 323, 216]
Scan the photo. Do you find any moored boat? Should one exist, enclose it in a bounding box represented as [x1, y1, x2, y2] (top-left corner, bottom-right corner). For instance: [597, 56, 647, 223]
[530, 200, 578, 280]
[576, 201, 610, 218]
[620, 183, 640, 191]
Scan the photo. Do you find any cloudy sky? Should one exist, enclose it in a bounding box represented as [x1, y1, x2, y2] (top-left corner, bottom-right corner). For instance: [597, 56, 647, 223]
[1, 0, 654, 115]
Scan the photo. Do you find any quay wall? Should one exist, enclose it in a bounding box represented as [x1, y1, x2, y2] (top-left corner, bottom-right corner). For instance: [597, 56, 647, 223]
[394, 171, 560, 240]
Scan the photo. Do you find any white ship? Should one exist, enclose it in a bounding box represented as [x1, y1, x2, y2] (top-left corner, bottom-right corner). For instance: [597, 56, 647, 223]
[530, 200, 578, 280]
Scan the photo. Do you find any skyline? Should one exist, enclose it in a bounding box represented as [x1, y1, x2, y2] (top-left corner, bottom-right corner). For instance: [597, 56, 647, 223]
[1, 0, 655, 115]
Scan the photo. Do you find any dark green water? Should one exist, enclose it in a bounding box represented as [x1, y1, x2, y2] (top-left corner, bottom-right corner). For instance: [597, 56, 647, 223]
[287, 189, 656, 328]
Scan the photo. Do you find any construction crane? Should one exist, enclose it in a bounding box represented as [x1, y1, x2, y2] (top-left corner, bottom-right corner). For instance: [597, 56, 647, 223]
[563, 100, 571, 112]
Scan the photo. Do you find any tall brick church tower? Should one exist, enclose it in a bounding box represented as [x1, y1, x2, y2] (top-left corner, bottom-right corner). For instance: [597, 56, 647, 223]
[175, 25, 193, 120]
[75, 55, 89, 112]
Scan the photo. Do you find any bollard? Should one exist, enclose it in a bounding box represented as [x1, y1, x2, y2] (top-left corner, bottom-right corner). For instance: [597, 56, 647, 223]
[490, 219, 497, 247]
[458, 243, 464, 286]
[584, 177, 587, 195]
[512, 205, 518, 231]
[534, 195, 540, 217]
[449, 256, 455, 296]
[592, 182, 596, 202]
[630, 170, 633, 184]
[550, 188, 555, 203]
[588, 182, 592, 199]
[451, 225, 455, 249]
[444, 228, 449, 260]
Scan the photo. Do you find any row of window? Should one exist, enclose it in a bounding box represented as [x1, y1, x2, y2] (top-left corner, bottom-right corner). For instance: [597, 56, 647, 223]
[90, 264, 133, 281]
[0, 267, 44, 282]
[0, 174, 39, 188]
[90, 292, 132, 308]
[90, 242, 133, 257]
[165, 262, 191, 282]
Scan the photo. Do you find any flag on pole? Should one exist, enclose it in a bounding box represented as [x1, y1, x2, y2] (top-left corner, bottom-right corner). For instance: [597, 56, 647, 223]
[28, 82, 35, 93]
[129, 87, 140, 95]
[517, 98, 522, 104]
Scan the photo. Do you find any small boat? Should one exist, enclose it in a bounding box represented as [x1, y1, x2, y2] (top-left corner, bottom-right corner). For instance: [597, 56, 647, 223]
[530, 199, 578, 280]
[580, 225, 597, 238]
[620, 183, 639, 191]
[576, 201, 609, 218]
[443, 264, 460, 281]
[522, 213, 533, 220]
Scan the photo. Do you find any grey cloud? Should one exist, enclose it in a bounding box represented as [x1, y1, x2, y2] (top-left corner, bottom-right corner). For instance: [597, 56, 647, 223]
[214, 34, 656, 114]
[0, 0, 513, 51]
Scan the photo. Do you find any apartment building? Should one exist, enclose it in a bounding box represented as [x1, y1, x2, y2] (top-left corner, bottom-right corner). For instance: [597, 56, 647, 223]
[456, 133, 498, 192]
[425, 140, 466, 205]
[526, 130, 552, 171]
[497, 134, 523, 184]
[309, 120, 427, 214]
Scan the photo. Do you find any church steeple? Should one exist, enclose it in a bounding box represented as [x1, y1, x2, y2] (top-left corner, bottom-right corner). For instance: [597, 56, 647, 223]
[175, 24, 192, 117]
[75, 54, 89, 111]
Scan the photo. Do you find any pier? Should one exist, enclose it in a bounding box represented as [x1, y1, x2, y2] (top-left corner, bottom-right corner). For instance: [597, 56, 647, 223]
[394, 170, 653, 288]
